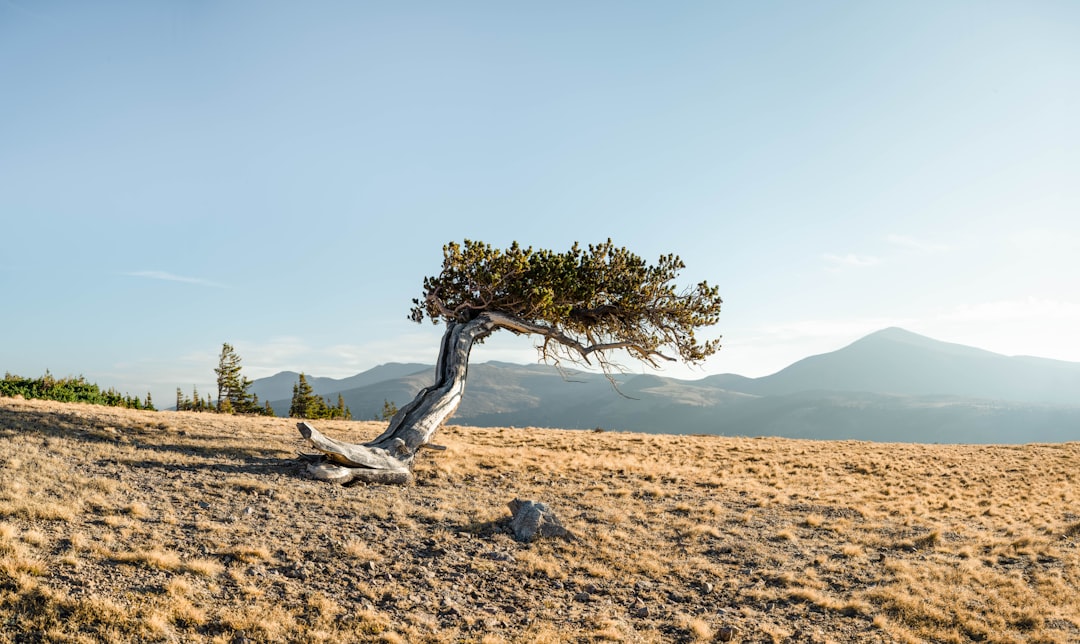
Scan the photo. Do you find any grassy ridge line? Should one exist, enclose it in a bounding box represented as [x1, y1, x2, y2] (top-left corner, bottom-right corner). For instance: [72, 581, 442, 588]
[1, 397, 1079, 643]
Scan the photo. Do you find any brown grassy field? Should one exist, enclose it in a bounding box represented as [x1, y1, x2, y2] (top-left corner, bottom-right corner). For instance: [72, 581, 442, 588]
[1, 396, 1079, 643]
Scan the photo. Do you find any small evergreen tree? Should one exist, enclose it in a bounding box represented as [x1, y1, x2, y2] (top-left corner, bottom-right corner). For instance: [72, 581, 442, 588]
[330, 394, 352, 420]
[215, 343, 255, 413]
[379, 399, 399, 422]
[289, 373, 316, 419]
[310, 396, 331, 419]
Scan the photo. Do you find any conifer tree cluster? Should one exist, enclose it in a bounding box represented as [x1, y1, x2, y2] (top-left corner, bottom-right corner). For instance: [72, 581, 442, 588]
[175, 343, 274, 416]
[288, 373, 352, 420]
[379, 399, 398, 422]
[174, 385, 214, 412]
[1, 372, 155, 410]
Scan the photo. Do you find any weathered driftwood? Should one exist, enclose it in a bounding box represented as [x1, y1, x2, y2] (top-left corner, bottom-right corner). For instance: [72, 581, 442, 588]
[297, 317, 497, 485]
[297, 424, 412, 485]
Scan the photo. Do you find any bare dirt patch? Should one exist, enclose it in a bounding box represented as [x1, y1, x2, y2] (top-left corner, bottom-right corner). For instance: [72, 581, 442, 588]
[1, 397, 1079, 643]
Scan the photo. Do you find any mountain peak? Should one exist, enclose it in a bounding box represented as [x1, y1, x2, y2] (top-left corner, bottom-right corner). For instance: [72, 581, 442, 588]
[857, 327, 943, 347]
[852, 327, 1004, 358]
[866, 326, 920, 339]
[750, 327, 1078, 402]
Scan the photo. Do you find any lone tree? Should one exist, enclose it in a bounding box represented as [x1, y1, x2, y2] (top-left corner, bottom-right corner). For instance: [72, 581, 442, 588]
[211, 343, 272, 415]
[298, 239, 723, 484]
[215, 343, 251, 413]
[289, 373, 318, 419]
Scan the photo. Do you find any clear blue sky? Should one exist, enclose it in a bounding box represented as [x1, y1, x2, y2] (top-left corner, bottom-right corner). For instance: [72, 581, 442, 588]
[2, 1, 1078, 406]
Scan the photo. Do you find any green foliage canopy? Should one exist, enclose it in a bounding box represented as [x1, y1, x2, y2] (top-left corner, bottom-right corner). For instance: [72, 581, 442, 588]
[1, 372, 154, 410]
[174, 343, 272, 415]
[215, 343, 252, 413]
[209, 343, 274, 416]
[410, 239, 723, 370]
[289, 373, 352, 420]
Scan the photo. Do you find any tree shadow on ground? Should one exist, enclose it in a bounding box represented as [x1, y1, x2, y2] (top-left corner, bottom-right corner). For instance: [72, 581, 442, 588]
[112, 455, 301, 478]
[0, 403, 302, 478]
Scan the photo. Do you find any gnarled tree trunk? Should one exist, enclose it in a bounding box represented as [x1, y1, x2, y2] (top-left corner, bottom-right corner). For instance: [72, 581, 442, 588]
[298, 315, 497, 485]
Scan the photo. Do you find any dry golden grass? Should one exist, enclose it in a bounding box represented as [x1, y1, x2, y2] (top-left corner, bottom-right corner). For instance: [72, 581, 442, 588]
[1, 396, 1079, 643]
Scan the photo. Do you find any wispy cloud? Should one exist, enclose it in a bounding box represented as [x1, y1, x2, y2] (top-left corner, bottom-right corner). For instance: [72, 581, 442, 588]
[1007, 227, 1080, 253]
[939, 297, 1080, 324]
[886, 234, 950, 253]
[922, 297, 1080, 362]
[125, 271, 227, 288]
[823, 234, 949, 272]
[822, 253, 881, 269]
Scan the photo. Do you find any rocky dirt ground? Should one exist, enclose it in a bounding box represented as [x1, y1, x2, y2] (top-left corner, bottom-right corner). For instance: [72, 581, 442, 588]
[2, 397, 1079, 643]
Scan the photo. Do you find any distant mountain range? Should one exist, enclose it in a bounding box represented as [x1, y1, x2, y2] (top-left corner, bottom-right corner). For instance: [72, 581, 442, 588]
[252, 328, 1080, 444]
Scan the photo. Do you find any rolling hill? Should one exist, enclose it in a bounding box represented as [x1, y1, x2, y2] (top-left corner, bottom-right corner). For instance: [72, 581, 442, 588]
[248, 363, 429, 403]
[252, 328, 1080, 443]
[709, 327, 1080, 403]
